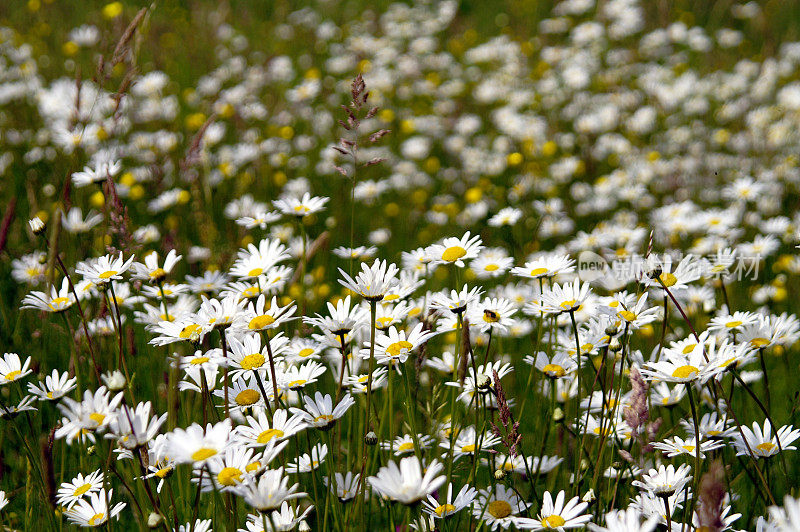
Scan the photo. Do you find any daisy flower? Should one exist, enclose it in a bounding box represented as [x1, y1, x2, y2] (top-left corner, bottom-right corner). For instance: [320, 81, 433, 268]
[286, 443, 327, 474]
[233, 467, 306, 511]
[273, 192, 329, 217]
[651, 436, 724, 459]
[280, 360, 327, 392]
[428, 232, 484, 268]
[235, 407, 307, 447]
[64, 489, 126, 527]
[217, 377, 267, 412]
[0, 352, 32, 384]
[468, 297, 518, 333]
[289, 392, 355, 430]
[587, 507, 658, 532]
[525, 351, 577, 379]
[57, 470, 105, 508]
[55, 386, 124, 443]
[324, 472, 361, 502]
[224, 332, 289, 381]
[731, 420, 800, 459]
[21, 277, 76, 313]
[130, 249, 182, 284]
[632, 464, 692, 497]
[430, 284, 484, 315]
[474, 485, 529, 530]
[441, 426, 502, 461]
[338, 259, 400, 302]
[235, 295, 297, 333]
[538, 279, 592, 315]
[372, 323, 438, 367]
[61, 207, 103, 234]
[75, 253, 135, 286]
[304, 295, 366, 336]
[473, 248, 514, 279]
[236, 210, 282, 230]
[513, 490, 591, 530]
[381, 433, 435, 456]
[422, 483, 478, 519]
[488, 207, 522, 227]
[105, 401, 167, 450]
[167, 419, 233, 465]
[28, 369, 77, 401]
[368, 456, 446, 505]
[230, 239, 290, 280]
[511, 254, 576, 280]
[640, 349, 720, 384]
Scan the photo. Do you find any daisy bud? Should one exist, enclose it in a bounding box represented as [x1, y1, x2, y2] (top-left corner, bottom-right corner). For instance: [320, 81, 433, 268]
[147, 512, 163, 528]
[580, 458, 589, 471]
[299, 521, 311, 532]
[29, 216, 46, 236]
[477, 374, 492, 392]
[609, 338, 622, 352]
[582, 489, 595, 504]
[87, 445, 96, 456]
[604, 324, 618, 337]
[494, 468, 506, 480]
[365, 431, 378, 445]
[102, 370, 126, 392]
[552, 407, 564, 423]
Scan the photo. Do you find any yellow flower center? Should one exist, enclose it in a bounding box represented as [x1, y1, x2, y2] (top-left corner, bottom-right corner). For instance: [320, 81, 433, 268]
[247, 268, 264, 277]
[287, 379, 307, 389]
[488, 500, 513, 519]
[242, 286, 260, 299]
[5, 370, 20, 381]
[191, 448, 217, 461]
[682, 344, 696, 354]
[618, 310, 636, 322]
[750, 338, 770, 347]
[149, 268, 167, 280]
[483, 310, 500, 323]
[725, 320, 742, 328]
[235, 389, 261, 406]
[89, 412, 106, 425]
[240, 353, 265, 370]
[682, 445, 696, 453]
[217, 467, 243, 486]
[484, 264, 499, 272]
[671, 365, 699, 379]
[88, 513, 105, 526]
[298, 348, 314, 358]
[257, 428, 284, 444]
[73, 483, 92, 497]
[179, 324, 202, 339]
[659, 272, 677, 287]
[376, 317, 393, 328]
[542, 364, 565, 378]
[190, 356, 209, 365]
[155, 467, 172, 478]
[529, 267, 548, 277]
[442, 246, 467, 262]
[559, 299, 577, 310]
[397, 442, 414, 452]
[313, 414, 335, 424]
[248, 315, 275, 330]
[435, 503, 457, 516]
[386, 340, 413, 357]
[756, 442, 777, 453]
[49, 296, 70, 310]
[246, 461, 261, 473]
[461, 444, 476, 453]
[541, 515, 566, 528]
[98, 270, 118, 279]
